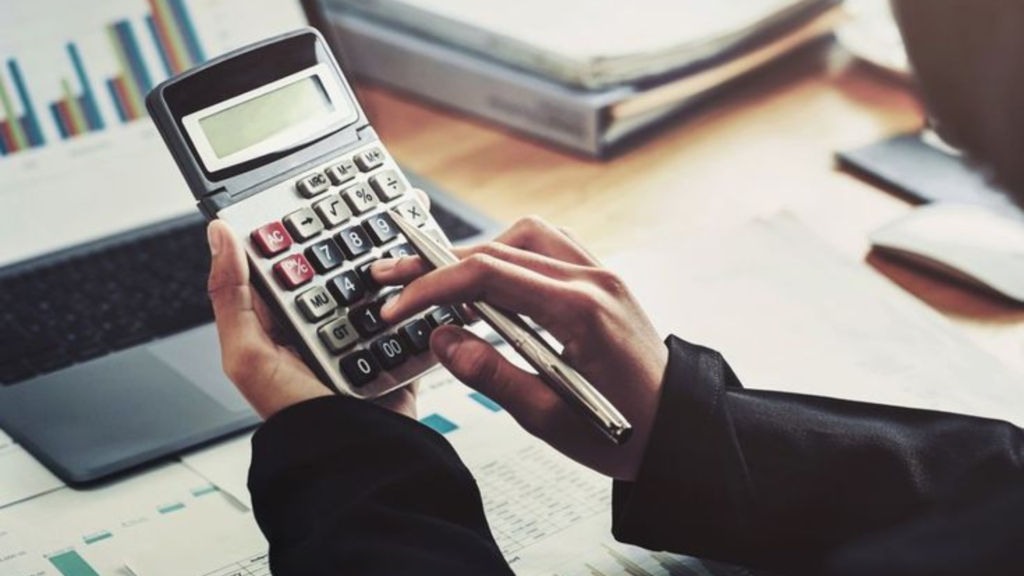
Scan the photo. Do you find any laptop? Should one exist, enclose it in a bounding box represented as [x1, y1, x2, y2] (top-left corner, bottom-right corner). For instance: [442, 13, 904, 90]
[0, 0, 498, 485]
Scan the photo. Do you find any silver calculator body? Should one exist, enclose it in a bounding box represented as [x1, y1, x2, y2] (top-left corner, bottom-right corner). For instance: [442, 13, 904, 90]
[147, 28, 456, 398]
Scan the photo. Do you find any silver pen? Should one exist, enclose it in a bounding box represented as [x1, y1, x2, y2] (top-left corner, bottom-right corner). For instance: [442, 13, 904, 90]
[389, 207, 633, 444]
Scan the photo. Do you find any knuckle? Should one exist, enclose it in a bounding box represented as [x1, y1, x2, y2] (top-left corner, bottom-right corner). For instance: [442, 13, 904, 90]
[514, 215, 550, 236]
[464, 253, 500, 275]
[476, 241, 510, 259]
[590, 268, 628, 297]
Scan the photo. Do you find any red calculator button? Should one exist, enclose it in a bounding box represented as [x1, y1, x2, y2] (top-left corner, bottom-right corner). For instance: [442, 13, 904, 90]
[251, 222, 293, 257]
[273, 254, 315, 290]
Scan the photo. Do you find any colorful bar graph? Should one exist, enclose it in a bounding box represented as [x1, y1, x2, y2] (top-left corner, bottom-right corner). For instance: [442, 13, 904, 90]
[1, 0, 208, 148]
[47, 550, 102, 576]
[147, 0, 205, 76]
[48, 44, 105, 141]
[420, 413, 459, 435]
[0, 59, 45, 156]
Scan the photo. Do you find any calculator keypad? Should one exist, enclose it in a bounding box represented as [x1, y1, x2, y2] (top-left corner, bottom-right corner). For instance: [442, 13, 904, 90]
[251, 222, 293, 257]
[284, 207, 324, 241]
[274, 254, 315, 290]
[342, 183, 379, 215]
[297, 172, 331, 198]
[228, 142, 448, 398]
[313, 196, 351, 228]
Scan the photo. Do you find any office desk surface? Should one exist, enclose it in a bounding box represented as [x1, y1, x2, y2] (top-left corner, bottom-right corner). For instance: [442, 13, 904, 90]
[355, 48, 1024, 373]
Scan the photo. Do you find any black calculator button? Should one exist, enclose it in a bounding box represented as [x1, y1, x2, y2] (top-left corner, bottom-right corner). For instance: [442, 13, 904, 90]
[401, 319, 432, 354]
[340, 350, 381, 387]
[326, 160, 358, 185]
[313, 196, 351, 229]
[369, 170, 407, 202]
[297, 172, 330, 198]
[327, 270, 366, 306]
[354, 147, 385, 172]
[363, 213, 400, 246]
[341, 183, 380, 215]
[305, 239, 344, 273]
[371, 334, 408, 369]
[296, 286, 337, 322]
[427, 306, 463, 328]
[284, 207, 324, 241]
[336, 226, 372, 259]
[350, 300, 387, 337]
[358, 261, 379, 292]
[386, 243, 416, 259]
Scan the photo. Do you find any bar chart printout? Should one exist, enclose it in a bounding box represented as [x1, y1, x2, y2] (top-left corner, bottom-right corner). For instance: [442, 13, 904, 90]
[108, 0, 206, 123]
[0, 59, 45, 156]
[49, 44, 105, 141]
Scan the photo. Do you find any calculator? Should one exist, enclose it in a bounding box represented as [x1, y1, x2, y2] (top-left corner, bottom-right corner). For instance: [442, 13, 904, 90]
[146, 28, 461, 399]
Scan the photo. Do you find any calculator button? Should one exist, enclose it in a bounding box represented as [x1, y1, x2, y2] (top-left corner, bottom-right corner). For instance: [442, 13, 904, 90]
[350, 300, 387, 337]
[318, 318, 359, 353]
[284, 207, 324, 241]
[335, 225, 373, 259]
[363, 213, 400, 246]
[327, 270, 366, 306]
[341, 183, 380, 215]
[296, 286, 337, 322]
[251, 222, 293, 257]
[273, 254, 315, 290]
[394, 199, 429, 227]
[358, 261, 380, 292]
[427, 306, 463, 328]
[386, 243, 416, 259]
[305, 239, 344, 273]
[297, 172, 331, 198]
[369, 170, 407, 202]
[340, 350, 381, 387]
[401, 319, 432, 354]
[314, 196, 352, 228]
[326, 160, 358, 185]
[354, 147, 386, 172]
[371, 333, 409, 369]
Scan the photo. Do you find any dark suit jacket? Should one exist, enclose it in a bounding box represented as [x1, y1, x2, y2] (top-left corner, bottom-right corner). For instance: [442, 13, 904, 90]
[248, 336, 1024, 575]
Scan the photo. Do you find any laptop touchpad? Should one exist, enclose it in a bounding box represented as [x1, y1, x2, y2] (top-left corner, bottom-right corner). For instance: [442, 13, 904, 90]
[147, 324, 250, 413]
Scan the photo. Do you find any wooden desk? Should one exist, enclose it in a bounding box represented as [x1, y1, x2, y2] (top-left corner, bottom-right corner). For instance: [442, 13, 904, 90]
[356, 47, 1024, 372]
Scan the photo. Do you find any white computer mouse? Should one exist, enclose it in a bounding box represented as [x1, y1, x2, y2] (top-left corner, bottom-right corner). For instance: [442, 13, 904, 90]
[870, 203, 1024, 302]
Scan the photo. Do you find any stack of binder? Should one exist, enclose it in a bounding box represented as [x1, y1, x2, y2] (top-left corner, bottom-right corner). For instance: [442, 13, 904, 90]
[327, 0, 843, 157]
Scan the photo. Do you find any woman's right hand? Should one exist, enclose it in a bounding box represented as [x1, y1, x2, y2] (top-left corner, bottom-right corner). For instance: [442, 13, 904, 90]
[372, 217, 669, 481]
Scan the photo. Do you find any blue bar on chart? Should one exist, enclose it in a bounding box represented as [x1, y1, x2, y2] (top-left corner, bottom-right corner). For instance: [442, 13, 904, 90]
[0, 58, 45, 156]
[49, 43, 106, 141]
[420, 413, 460, 435]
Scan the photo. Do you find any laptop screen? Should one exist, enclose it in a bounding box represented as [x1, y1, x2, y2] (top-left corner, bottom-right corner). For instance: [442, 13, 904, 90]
[0, 0, 313, 267]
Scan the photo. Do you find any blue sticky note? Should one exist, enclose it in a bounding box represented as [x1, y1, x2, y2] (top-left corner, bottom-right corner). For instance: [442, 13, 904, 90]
[420, 413, 459, 434]
[469, 392, 503, 413]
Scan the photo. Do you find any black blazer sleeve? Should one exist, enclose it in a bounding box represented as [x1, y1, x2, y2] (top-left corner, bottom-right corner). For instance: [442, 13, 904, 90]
[247, 396, 514, 576]
[612, 336, 1024, 575]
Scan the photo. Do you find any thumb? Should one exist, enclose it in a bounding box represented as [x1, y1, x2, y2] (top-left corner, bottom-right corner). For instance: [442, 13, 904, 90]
[430, 326, 561, 434]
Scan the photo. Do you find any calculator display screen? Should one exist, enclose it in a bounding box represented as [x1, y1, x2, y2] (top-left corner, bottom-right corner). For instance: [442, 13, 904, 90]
[199, 76, 335, 159]
[181, 63, 358, 173]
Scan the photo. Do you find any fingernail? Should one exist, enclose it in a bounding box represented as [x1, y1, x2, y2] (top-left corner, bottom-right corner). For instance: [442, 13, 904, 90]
[381, 294, 400, 314]
[372, 258, 398, 275]
[431, 328, 463, 362]
[207, 224, 223, 257]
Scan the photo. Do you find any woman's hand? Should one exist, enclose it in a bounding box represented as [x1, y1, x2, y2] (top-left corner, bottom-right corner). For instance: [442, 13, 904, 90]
[373, 217, 669, 481]
[204, 192, 434, 421]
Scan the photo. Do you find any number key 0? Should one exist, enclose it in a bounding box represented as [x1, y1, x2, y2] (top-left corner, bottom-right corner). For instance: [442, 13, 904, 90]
[340, 349, 381, 387]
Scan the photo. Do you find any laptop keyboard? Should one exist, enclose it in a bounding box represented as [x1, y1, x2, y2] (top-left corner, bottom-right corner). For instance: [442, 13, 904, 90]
[0, 202, 483, 385]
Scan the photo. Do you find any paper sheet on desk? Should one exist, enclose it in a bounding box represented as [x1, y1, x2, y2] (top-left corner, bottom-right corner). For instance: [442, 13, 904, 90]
[0, 427, 63, 509]
[135, 367, 731, 576]
[607, 214, 1024, 426]
[0, 462, 249, 576]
